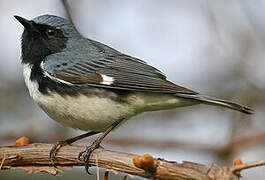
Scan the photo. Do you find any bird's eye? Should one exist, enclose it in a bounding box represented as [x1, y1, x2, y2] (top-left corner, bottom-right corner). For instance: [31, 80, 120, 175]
[46, 29, 56, 37]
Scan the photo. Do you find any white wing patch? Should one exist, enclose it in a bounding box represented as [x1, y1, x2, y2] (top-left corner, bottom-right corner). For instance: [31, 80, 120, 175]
[99, 74, 114, 85]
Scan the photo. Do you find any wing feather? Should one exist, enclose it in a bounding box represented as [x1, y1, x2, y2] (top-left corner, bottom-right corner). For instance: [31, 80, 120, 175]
[42, 52, 196, 94]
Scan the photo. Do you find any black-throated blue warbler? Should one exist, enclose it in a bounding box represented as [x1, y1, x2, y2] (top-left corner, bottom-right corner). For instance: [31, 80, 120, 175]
[14, 14, 253, 173]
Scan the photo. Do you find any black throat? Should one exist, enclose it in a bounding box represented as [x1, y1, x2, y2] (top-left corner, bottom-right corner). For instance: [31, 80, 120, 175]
[21, 23, 68, 65]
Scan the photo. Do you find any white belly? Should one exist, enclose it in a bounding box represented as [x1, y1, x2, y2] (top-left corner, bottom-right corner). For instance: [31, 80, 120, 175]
[23, 64, 138, 132]
[37, 92, 135, 131]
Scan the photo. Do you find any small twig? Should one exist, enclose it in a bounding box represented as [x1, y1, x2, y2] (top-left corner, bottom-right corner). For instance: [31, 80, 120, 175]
[0, 154, 5, 169]
[61, 0, 80, 34]
[231, 159, 265, 172]
[96, 154, 100, 180]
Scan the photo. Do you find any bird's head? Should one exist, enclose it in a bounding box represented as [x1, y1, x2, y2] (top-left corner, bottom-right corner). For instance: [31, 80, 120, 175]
[15, 15, 79, 65]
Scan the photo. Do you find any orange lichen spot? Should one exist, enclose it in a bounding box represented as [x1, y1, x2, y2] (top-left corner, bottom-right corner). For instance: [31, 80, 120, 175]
[233, 158, 243, 177]
[233, 158, 243, 166]
[133, 154, 156, 172]
[13, 136, 29, 146]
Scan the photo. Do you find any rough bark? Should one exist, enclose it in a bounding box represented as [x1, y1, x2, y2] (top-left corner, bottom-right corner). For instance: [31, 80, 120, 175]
[1, 143, 264, 179]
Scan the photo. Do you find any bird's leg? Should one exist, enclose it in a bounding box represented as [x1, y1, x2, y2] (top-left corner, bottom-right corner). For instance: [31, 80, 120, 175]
[78, 117, 125, 174]
[50, 131, 99, 167]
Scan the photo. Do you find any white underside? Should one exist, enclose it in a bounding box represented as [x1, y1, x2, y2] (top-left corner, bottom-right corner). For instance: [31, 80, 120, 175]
[23, 64, 197, 132]
[23, 64, 138, 131]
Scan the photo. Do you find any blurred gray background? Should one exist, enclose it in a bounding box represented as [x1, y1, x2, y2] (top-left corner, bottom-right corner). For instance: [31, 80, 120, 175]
[0, 0, 265, 179]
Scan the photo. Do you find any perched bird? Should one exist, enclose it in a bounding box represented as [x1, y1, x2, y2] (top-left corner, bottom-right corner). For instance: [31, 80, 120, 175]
[15, 14, 253, 173]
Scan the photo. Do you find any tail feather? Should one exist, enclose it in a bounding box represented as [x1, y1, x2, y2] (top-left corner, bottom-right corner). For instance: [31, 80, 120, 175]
[175, 94, 253, 114]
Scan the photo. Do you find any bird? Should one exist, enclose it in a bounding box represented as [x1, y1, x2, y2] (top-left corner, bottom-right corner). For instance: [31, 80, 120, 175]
[15, 14, 253, 173]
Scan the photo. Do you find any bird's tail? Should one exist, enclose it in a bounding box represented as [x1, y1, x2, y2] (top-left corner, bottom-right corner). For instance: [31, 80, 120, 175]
[175, 93, 253, 114]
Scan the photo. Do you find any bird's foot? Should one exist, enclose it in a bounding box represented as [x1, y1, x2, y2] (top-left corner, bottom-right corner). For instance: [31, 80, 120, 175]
[78, 140, 101, 174]
[49, 141, 68, 168]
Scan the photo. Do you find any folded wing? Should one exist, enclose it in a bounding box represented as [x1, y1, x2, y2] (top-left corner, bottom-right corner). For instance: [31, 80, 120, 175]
[42, 51, 197, 94]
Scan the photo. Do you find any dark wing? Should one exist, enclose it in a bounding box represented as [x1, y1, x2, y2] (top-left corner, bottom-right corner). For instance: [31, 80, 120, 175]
[42, 51, 196, 94]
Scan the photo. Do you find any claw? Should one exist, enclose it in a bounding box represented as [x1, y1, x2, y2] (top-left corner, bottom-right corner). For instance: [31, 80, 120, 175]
[79, 119, 124, 174]
[48, 131, 99, 169]
[85, 164, 92, 175]
[49, 141, 66, 168]
[79, 141, 100, 174]
[78, 150, 85, 161]
[50, 152, 57, 168]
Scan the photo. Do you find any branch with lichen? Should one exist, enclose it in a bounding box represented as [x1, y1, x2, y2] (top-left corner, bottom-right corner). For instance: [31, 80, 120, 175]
[1, 143, 265, 180]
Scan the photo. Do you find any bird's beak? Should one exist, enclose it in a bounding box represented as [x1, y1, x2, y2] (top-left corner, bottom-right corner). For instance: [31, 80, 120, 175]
[14, 15, 36, 32]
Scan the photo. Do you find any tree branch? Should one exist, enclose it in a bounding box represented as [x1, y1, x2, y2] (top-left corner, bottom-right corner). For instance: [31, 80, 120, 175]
[0, 143, 264, 179]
